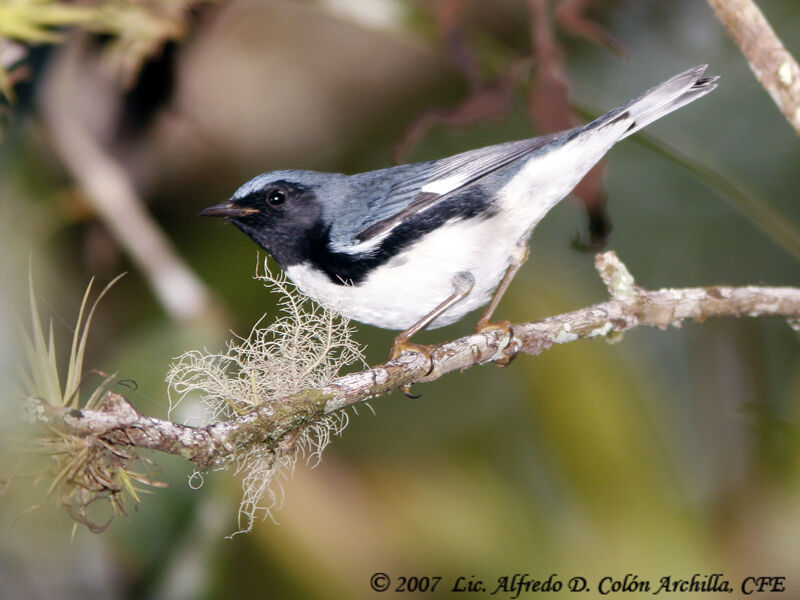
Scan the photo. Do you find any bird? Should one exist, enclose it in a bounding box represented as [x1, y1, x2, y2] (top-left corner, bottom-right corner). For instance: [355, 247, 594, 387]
[200, 65, 718, 369]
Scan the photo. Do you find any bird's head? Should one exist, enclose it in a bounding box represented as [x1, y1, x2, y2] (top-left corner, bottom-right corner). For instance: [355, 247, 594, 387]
[199, 170, 345, 266]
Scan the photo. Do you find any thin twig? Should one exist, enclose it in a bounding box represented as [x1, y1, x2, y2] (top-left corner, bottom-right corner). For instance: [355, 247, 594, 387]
[30, 251, 800, 471]
[708, 0, 800, 136]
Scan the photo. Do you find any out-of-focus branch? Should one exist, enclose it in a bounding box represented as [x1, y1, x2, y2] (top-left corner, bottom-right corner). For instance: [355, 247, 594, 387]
[30, 251, 800, 471]
[393, 0, 524, 162]
[708, 0, 800, 136]
[554, 0, 625, 57]
[38, 39, 222, 325]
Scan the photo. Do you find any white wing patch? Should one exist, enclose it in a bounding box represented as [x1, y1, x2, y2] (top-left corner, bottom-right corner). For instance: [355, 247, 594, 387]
[420, 174, 469, 196]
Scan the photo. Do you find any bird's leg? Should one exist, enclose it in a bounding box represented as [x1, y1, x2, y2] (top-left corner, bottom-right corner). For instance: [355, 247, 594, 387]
[388, 272, 474, 397]
[389, 271, 475, 363]
[475, 241, 529, 366]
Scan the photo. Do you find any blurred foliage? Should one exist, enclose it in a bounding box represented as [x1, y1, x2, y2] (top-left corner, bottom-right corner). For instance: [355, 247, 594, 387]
[0, 0, 799, 599]
[0, 0, 203, 101]
[20, 272, 115, 410]
[18, 273, 164, 534]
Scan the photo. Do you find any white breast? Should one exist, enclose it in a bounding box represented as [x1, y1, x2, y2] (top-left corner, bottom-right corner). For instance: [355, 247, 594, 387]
[287, 213, 520, 330]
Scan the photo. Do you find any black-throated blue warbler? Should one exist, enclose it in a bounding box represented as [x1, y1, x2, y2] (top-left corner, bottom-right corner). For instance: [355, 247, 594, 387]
[200, 66, 717, 364]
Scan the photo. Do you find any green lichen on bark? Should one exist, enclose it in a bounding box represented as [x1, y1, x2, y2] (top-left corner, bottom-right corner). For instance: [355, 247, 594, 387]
[223, 388, 334, 456]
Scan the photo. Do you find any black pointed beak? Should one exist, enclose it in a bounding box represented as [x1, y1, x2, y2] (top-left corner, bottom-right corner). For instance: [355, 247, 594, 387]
[198, 202, 259, 218]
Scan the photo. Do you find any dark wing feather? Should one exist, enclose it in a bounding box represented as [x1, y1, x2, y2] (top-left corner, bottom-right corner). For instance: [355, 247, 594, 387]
[330, 132, 565, 252]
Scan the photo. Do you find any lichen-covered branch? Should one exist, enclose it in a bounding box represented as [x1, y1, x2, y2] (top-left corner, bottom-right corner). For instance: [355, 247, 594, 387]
[708, 0, 800, 136]
[29, 251, 800, 473]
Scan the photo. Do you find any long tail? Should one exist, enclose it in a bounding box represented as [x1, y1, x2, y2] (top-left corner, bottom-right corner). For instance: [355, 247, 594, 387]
[504, 66, 718, 236]
[611, 65, 719, 139]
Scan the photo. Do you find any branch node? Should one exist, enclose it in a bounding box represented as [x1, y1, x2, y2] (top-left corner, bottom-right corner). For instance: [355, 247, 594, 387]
[595, 251, 639, 304]
[788, 317, 800, 335]
[24, 397, 47, 424]
[778, 61, 794, 86]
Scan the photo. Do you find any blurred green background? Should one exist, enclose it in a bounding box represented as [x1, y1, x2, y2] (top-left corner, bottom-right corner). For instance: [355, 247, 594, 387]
[1, 0, 799, 598]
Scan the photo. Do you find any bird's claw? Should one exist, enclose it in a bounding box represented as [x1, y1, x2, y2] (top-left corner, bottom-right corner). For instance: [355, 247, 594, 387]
[388, 339, 436, 398]
[475, 319, 520, 366]
[399, 384, 422, 399]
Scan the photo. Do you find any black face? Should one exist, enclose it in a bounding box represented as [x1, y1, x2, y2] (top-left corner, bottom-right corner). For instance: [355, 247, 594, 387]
[199, 180, 324, 267]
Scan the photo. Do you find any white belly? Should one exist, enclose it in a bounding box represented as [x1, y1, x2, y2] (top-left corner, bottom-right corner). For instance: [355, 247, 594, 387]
[286, 214, 522, 330]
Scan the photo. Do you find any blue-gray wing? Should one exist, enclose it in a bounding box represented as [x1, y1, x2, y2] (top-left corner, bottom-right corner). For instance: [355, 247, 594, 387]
[328, 132, 564, 253]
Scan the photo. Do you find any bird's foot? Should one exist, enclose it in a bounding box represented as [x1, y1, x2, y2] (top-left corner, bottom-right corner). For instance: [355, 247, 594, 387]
[475, 319, 520, 366]
[388, 338, 436, 398]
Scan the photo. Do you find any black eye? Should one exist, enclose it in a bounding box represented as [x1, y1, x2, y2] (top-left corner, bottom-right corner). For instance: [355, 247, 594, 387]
[267, 189, 286, 206]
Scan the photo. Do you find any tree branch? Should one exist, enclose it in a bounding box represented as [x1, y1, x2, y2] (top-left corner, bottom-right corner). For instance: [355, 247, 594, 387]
[708, 0, 800, 136]
[39, 38, 223, 325]
[29, 251, 800, 473]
